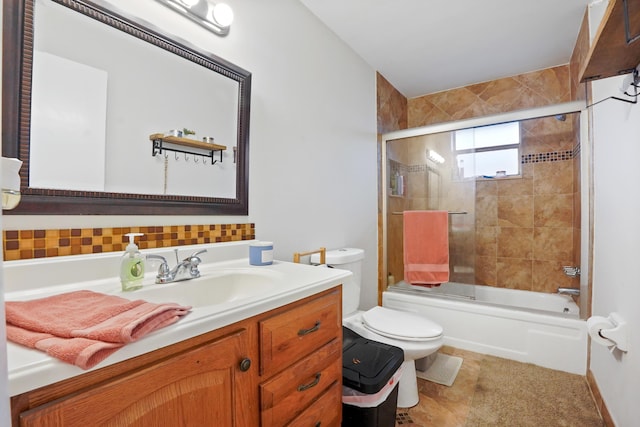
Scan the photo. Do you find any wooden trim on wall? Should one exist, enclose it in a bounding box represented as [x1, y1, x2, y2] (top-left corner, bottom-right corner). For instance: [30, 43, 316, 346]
[587, 369, 615, 426]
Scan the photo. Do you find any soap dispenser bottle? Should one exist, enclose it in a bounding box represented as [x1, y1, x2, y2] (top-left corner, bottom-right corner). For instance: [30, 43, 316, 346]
[120, 233, 145, 291]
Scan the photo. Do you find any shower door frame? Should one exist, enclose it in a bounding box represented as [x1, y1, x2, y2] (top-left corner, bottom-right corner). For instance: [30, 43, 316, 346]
[381, 100, 589, 314]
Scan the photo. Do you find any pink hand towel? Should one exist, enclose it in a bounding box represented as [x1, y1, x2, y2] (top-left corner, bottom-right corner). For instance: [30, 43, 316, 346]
[5, 290, 191, 370]
[403, 210, 450, 286]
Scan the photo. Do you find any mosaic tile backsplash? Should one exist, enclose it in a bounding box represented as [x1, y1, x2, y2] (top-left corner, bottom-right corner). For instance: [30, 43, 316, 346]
[3, 223, 255, 261]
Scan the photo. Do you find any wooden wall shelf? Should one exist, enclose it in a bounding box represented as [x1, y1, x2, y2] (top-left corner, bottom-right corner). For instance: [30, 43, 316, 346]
[580, 0, 640, 82]
[149, 133, 227, 164]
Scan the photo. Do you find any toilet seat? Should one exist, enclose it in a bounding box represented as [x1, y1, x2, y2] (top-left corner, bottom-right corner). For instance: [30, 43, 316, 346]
[362, 306, 443, 342]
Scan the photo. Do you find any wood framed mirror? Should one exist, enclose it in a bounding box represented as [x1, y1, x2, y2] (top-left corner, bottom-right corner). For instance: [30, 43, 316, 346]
[2, 0, 251, 215]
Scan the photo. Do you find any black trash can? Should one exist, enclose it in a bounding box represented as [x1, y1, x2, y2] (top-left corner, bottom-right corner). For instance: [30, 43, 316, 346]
[342, 326, 404, 427]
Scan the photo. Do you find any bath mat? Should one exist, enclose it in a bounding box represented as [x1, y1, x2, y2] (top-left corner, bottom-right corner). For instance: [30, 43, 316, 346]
[465, 356, 603, 426]
[416, 353, 463, 386]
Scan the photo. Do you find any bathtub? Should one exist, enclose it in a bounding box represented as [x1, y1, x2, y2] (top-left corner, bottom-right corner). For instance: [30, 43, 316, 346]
[383, 282, 587, 375]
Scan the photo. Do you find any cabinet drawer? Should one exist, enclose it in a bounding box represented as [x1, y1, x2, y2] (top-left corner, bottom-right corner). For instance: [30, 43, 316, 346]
[260, 338, 341, 427]
[260, 290, 341, 376]
[286, 381, 342, 427]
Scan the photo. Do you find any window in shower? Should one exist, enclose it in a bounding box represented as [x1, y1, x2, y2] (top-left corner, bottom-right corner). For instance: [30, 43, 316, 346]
[453, 121, 520, 178]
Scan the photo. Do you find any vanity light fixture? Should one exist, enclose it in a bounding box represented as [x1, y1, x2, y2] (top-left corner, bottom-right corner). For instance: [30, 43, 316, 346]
[155, 0, 234, 36]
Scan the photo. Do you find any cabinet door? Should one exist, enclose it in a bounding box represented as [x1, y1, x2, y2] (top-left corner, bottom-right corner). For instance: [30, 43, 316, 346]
[19, 329, 257, 427]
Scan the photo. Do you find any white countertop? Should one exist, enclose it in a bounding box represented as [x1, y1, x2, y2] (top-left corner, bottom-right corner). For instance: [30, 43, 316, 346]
[4, 242, 351, 396]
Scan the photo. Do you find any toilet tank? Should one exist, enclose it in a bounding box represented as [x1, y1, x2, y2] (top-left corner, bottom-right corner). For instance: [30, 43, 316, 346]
[312, 248, 364, 316]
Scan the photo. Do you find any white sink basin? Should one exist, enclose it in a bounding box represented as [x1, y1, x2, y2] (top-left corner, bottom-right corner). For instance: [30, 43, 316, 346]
[122, 268, 283, 308]
[6, 249, 354, 397]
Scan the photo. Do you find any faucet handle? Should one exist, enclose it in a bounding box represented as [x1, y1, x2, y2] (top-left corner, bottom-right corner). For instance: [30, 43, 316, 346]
[146, 254, 170, 282]
[146, 253, 167, 266]
[178, 249, 207, 262]
[186, 249, 207, 278]
[189, 249, 208, 259]
[185, 249, 207, 265]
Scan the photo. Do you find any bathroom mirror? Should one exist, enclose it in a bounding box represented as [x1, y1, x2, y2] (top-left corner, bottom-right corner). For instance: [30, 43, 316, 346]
[2, 0, 251, 215]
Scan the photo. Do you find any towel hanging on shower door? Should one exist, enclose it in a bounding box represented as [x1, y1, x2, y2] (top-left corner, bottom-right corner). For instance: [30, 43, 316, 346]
[403, 210, 450, 286]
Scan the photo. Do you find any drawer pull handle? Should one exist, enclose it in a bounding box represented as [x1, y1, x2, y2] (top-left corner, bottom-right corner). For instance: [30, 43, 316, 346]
[297, 373, 321, 392]
[239, 358, 251, 372]
[315, 423, 321, 427]
[298, 321, 321, 336]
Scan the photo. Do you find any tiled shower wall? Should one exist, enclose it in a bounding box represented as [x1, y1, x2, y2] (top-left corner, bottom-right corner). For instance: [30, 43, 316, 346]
[377, 73, 409, 298]
[380, 63, 584, 293]
[474, 114, 580, 292]
[406, 65, 574, 128]
[386, 117, 580, 293]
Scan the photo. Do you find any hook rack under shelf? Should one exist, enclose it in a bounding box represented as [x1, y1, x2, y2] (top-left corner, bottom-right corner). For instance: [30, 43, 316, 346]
[149, 133, 227, 165]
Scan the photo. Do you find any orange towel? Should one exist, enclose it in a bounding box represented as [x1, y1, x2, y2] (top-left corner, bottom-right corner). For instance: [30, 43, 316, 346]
[403, 210, 450, 286]
[5, 290, 191, 370]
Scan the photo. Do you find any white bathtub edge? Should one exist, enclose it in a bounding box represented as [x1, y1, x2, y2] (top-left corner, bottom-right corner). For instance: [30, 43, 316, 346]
[383, 290, 588, 376]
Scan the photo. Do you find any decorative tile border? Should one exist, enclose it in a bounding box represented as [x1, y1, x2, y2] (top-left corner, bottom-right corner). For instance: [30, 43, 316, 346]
[3, 223, 255, 261]
[392, 145, 581, 174]
[573, 142, 581, 158]
[406, 163, 440, 174]
[521, 150, 574, 164]
[389, 159, 407, 175]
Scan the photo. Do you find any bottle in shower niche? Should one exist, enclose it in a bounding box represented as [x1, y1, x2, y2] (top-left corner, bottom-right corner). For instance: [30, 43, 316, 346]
[396, 173, 404, 196]
[390, 171, 397, 195]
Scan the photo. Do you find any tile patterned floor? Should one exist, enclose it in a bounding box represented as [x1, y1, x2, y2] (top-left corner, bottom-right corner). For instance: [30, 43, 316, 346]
[394, 346, 602, 427]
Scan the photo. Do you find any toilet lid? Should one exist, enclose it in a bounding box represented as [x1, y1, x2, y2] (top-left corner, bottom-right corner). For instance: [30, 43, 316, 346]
[362, 306, 443, 341]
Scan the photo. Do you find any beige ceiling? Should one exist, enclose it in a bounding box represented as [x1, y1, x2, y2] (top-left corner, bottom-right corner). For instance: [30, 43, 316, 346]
[300, 0, 592, 98]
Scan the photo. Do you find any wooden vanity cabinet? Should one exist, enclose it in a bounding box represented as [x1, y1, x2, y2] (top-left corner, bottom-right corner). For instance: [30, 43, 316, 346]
[19, 329, 256, 426]
[259, 290, 342, 426]
[10, 287, 342, 427]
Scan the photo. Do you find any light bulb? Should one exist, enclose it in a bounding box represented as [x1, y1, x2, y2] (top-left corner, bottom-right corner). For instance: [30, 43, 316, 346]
[211, 3, 234, 27]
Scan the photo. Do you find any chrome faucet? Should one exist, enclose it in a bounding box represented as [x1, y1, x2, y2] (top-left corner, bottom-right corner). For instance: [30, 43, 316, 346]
[557, 287, 580, 296]
[146, 249, 207, 284]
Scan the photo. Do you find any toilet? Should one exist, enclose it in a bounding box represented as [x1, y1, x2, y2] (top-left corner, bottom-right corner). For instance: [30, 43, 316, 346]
[312, 248, 444, 408]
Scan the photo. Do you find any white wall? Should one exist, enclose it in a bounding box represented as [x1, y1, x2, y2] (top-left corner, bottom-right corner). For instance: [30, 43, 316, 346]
[2, 0, 379, 307]
[1, 0, 12, 422]
[591, 74, 640, 426]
